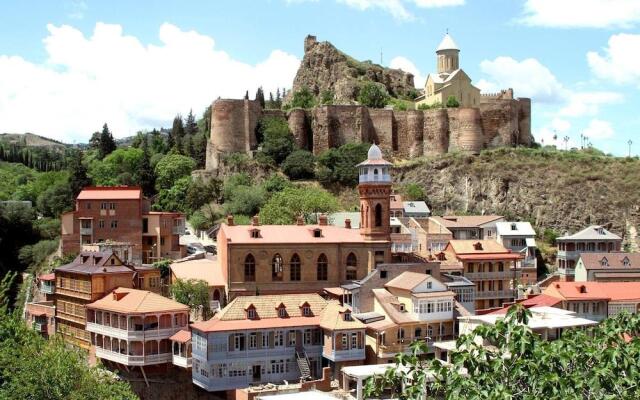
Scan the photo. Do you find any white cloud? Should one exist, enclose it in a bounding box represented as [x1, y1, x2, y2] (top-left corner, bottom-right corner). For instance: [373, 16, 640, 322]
[477, 56, 565, 103]
[583, 119, 615, 139]
[559, 91, 623, 117]
[519, 0, 640, 28]
[587, 33, 640, 86]
[534, 118, 573, 147]
[66, 0, 87, 20]
[389, 56, 425, 87]
[335, 0, 463, 21]
[0, 22, 300, 143]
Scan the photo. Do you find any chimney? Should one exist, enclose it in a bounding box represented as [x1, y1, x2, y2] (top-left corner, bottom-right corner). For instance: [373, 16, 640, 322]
[112, 291, 127, 301]
[251, 215, 260, 226]
[318, 214, 328, 226]
[296, 215, 305, 226]
[227, 215, 234, 226]
[345, 218, 352, 229]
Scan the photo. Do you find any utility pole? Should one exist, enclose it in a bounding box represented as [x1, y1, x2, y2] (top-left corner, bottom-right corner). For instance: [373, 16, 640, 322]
[628, 140, 633, 157]
[563, 136, 569, 151]
[380, 48, 383, 65]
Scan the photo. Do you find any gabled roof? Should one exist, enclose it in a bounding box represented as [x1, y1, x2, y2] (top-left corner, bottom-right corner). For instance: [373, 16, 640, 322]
[87, 287, 189, 314]
[372, 288, 415, 324]
[412, 217, 452, 235]
[170, 256, 225, 287]
[447, 240, 510, 254]
[217, 294, 326, 321]
[486, 294, 562, 315]
[319, 302, 365, 331]
[402, 201, 430, 214]
[436, 33, 459, 51]
[579, 252, 640, 270]
[385, 271, 430, 291]
[54, 251, 134, 275]
[432, 215, 503, 228]
[496, 222, 536, 237]
[169, 330, 191, 343]
[557, 225, 621, 241]
[76, 186, 142, 201]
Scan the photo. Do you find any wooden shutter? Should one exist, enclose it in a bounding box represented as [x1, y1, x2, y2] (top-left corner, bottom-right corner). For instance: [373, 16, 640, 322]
[257, 332, 263, 349]
[228, 334, 234, 351]
[269, 331, 275, 348]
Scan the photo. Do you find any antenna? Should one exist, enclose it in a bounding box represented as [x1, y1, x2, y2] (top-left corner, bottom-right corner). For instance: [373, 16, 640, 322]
[380, 48, 383, 65]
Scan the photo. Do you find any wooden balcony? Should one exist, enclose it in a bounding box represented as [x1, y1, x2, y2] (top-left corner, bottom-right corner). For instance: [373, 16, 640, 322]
[86, 322, 180, 341]
[172, 354, 192, 368]
[95, 347, 172, 366]
[55, 287, 92, 300]
[323, 348, 365, 362]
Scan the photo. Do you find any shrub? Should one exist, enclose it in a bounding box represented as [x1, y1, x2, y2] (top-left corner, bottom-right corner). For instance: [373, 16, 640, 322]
[357, 81, 390, 108]
[289, 87, 316, 109]
[282, 150, 316, 180]
[320, 90, 334, 105]
[317, 142, 370, 186]
[257, 117, 295, 165]
[446, 95, 460, 108]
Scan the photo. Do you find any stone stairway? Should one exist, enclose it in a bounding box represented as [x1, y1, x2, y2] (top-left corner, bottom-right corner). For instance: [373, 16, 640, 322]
[295, 348, 312, 381]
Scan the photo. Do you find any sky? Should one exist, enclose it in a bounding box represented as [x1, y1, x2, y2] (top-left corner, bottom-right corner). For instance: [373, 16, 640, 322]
[0, 0, 638, 155]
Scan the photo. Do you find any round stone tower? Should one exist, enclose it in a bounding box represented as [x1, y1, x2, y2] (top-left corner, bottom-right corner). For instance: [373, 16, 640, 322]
[287, 108, 309, 150]
[456, 108, 484, 155]
[436, 33, 460, 75]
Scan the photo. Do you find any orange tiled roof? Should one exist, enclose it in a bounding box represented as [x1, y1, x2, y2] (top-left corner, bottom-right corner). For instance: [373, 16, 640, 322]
[385, 271, 430, 291]
[87, 287, 189, 314]
[76, 186, 142, 200]
[319, 302, 365, 331]
[169, 329, 191, 343]
[192, 316, 321, 332]
[432, 215, 503, 228]
[447, 240, 511, 254]
[544, 282, 640, 302]
[220, 224, 377, 244]
[170, 256, 225, 287]
[39, 273, 55, 281]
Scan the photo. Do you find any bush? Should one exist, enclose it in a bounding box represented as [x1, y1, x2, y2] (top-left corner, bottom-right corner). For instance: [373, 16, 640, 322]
[357, 81, 390, 108]
[402, 183, 427, 201]
[223, 173, 253, 200]
[260, 186, 339, 224]
[417, 102, 443, 110]
[257, 117, 295, 165]
[154, 154, 196, 190]
[289, 87, 316, 109]
[224, 186, 265, 216]
[446, 95, 460, 108]
[261, 174, 292, 195]
[282, 150, 316, 180]
[320, 90, 334, 105]
[317, 142, 370, 186]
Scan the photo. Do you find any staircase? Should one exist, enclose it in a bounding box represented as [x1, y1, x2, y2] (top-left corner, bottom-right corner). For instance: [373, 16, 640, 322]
[295, 348, 312, 381]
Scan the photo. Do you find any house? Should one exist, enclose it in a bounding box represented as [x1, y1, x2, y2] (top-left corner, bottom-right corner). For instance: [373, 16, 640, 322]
[217, 145, 393, 300]
[444, 240, 523, 310]
[406, 217, 453, 257]
[390, 217, 417, 254]
[496, 222, 538, 285]
[85, 287, 189, 368]
[365, 272, 456, 363]
[402, 201, 430, 218]
[170, 254, 227, 311]
[574, 252, 640, 282]
[187, 293, 365, 392]
[390, 194, 404, 217]
[61, 186, 186, 264]
[543, 282, 640, 321]
[53, 250, 161, 348]
[24, 273, 57, 337]
[430, 215, 504, 240]
[556, 225, 622, 279]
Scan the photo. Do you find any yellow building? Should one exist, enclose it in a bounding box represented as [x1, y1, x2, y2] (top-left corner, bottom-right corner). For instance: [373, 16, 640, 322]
[417, 33, 481, 108]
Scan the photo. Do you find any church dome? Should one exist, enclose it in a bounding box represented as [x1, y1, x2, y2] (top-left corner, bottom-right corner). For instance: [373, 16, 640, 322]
[436, 33, 459, 52]
[367, 144, 383, 160]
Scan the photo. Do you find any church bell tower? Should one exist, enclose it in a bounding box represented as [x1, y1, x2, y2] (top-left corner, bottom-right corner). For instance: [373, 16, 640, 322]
[358, 144, 392, 242]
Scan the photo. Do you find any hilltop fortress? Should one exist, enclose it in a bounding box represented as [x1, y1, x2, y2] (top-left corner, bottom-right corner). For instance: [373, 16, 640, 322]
[205, 35, 531, 170]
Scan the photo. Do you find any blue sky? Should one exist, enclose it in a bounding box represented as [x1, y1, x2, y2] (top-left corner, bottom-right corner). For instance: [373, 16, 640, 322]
[0, 0, 638, 155]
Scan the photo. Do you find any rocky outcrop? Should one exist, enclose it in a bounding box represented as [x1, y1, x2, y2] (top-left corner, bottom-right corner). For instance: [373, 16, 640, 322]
[291, 35, 415, 103]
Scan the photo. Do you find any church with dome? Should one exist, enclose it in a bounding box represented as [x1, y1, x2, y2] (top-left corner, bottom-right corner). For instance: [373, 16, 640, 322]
[416, 33, 482, 108]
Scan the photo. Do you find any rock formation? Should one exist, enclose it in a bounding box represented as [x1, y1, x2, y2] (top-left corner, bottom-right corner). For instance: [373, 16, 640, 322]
[290, 35, 416, 103]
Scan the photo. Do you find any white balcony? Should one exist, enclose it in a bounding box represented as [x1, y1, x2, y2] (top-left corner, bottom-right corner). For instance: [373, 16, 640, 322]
[323, 348, 365, 362]
[173, 354, 192, 368]
[86, 322, 180, 341]
[95, 347, 172, 366]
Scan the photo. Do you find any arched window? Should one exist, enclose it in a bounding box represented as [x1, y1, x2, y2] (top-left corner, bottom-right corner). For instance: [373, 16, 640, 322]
[290, 253, 301, 281]
[373, 168, 379, 181]
[375, 204, 382, 227]
[346, 253, 357, 280]
[272, 254, 283, 281]
[317, 254, 328, 281]
[244, 254, 255, 282]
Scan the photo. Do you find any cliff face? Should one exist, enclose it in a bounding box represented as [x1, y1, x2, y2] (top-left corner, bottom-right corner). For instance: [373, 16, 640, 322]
[394, 148, 640, 242]
[291, 35, 415, 103]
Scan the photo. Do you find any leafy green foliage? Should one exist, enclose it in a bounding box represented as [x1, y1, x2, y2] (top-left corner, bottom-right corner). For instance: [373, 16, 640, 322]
[89, 148, 144, 186]
[92, 123, 117, 159]
[282, 149, 316, 180]
[18, 239, 59, 273]
[320, 90, 334, 105]
[365, 305, 640, 399]
[170, 278, 211, 319]
[152, 259, 171, 279]
[261, 174, 292, 195]
[417, 102, 443, 110]
[224, 185, 266, 217]
[260, 186, 339, 224]
[316, 142, 369, 186]
[154, 154, 196, 190]
[446, 95, 460, 108]
[402, 183, 427, 201]
[357, 81, 390, 108]
[257, 117, 295, 165]
[288, 87, 316, 109]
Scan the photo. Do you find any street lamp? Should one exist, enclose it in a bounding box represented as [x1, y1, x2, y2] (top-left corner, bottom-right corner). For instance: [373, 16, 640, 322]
[628, 140, 633, 158]
[563, 136, 570, 151]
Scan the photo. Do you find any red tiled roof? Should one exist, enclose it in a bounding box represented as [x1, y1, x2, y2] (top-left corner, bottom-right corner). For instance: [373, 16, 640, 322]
[220, 224, 378, 244]
[544, 282, 640, 302]
[39, 273, 55, 281]
[76, 186, 142, 200]
[169, 329, 191, 343]
[486, 294, 562, 315]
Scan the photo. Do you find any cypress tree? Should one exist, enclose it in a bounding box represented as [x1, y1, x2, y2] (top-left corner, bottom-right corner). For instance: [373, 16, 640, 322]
[184, 109, 198, 136]
[98, 123, 116, 159]
[170, 115, 185, 153]
[68, 149, 91, 197]
[138, 136, 156, 197]
[255, 87, 265, 108]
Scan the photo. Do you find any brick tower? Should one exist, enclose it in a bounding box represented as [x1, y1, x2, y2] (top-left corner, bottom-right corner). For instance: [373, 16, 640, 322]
[358, 144, 392, 242]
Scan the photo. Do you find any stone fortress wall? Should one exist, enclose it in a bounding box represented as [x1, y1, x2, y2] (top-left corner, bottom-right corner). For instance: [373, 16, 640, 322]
[205, 92, 531, 169]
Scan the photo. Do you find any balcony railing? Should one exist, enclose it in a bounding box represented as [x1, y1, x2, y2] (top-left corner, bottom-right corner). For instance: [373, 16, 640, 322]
[80, 227, 93, 236]
[465, 271, 514, 280]
[32, 322, 47, 332]
[55, 287, 92, 300]
[95, 347, 172, 366]
[323, 348, 365, 362]
[86, 322, 180, 340]
[40, 283, 55, 295]
[172, 225, 185, 235]
[172, 354, 192, 368]
[475, 290, 515, 299]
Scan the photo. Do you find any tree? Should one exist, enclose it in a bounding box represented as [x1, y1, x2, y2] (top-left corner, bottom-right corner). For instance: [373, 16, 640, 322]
[154, 154, 196, 190]
[138, 137, 156, 197]
[365, 305, 640, 399]
[152, 259, 171, 279]
[260, 186, 339, 224]
[184, 109, 198, 136]
[316, 142, 370, 186]
[289, 86, 315, 109]
[244, 90, 249, 100]
[67, 149, 91, 197]
[170, 278, 211, 319]
[446, 95, 460, 108]
[402, 183, 427, 202]
[224, 185, 265, 217]
[282, 150, 316, 180]
[153, 177, 191, 213]
[185, 178, 222, 215]
[257, 117, 295, 165]
[261, 173, 292, 195]
[255, 87, 265, 108]
[97, 123, 117, 159]
[170, 114, 185, 153]
[358, 81, 390, 108]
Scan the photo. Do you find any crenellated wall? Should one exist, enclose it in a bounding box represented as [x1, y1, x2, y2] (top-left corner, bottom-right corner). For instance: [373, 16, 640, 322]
[205, 96, 531, 170]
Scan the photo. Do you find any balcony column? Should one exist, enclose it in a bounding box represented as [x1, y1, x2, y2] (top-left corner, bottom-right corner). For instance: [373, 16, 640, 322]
[333, 333, 336, 351]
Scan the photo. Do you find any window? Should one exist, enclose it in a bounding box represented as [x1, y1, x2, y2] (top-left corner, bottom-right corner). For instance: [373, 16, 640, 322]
[439, 324, 446, 336]
[233, 334, 245, 351]
[160, 237, 165, 246]
[274, 331, 284, 346]
[247, 308, 257, 319]
[415, 328, 422, 338]
[149, 277, 159, 288]
[109, 202, 116, 210]
[249, 333, 257, 349]
[344, 312, 352, 321]
[302, 306, 311, 316]
[99, 220, 105, 228]
[271, 359, 285, 374]
[380, 270, 388, 279]
[623, 257, 631, 267]
[290, 254, 301, 281]
[304, 329, 312, 345]
[272, 254, 283, 281]
[288, 331, 296, 346]
[313, 229, 322, 238]
[278, 306, 287, 318]
[397, 328, 405, 340]
[86, 203, 91, 209]
[341, 333, 348, 348]
[375, 204, 383, 227]
[351, 333, 358, 349]
[100, 202, 108, 210]
[426, 281, 432, 289]
[110, 220, 118, 229]
[250, 229, 260, 239]
[346, 253, 357, 280]
[317, 254, 328, 281]
[244, 254, 256, 282]
[262, 333, 269, 348]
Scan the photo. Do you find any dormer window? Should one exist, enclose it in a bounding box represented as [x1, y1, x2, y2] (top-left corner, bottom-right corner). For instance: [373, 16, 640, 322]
[600, 257, 609, 267]
[250, 229, 260, 239]
[597, 227, 605, 235]
[246, 305, 257, 320]
[580, 285, 587, 294]
[473, 242, 483, 251]
[436, 252, 446, 261]
[313, 228, 322, 238]
[303, 306, 311, 316]
[511, 223, 517, 231]
[344, 311, 352, 321]
[623, 257, 631, 267]
[399, 304, 405, 312]
[426, 281, 432, 289]
[276, 304, 287, 318]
